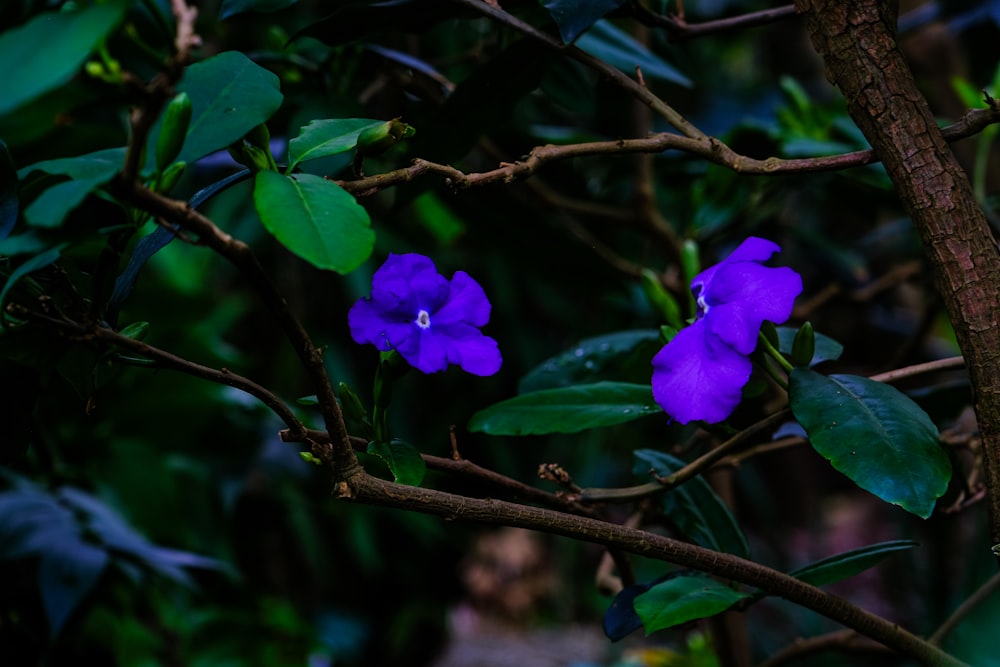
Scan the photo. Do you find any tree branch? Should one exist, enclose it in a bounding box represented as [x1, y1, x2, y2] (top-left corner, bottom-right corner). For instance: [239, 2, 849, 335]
[348, 471, 967, 667]
[795, 0, 1000, 560]
[338, 106, 1000, 198]
[108, 177, 360, 485]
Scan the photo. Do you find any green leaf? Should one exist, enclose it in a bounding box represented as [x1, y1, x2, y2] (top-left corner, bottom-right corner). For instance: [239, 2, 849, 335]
[633, 574, 751, 633]
[789, 540, 919, 588]
[576, 20, 691, 87]
[367, 439, 426, 486]
[150, 51, 284, 167]
[219, 0, 299, 20]
[24, 177, 107, 228]
[253, 171, 374, 273]
[789, 369, 950, 518]
[543, 0, 629, 43]
[776, 326, 842, 366]
[0, 245, 65, 328]
[0, 1, 128, 116]
[518, 330, 662, 394]
[18, 147, 126, 181]
[0, 140, 17, 239]
[468, 382, 661, 436]
[634, 449, 750, 558]
[287, 118, 384, 172]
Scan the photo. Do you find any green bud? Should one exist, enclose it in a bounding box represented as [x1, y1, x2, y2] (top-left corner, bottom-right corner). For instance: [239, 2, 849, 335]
[118, 321, 150, 341]
[299, 452, 323, 466]
[84, 61, 105, 79]
[156, 92, 192, 172]
[681, 239, 700, 286]
[640, 268, 682, 329]
[791, 321, 816, 367]
[355, 118, 416, 158]
[760, 321, 780, 350]
[154, 160, 186, 194]
[338, 382, 372, 440]
[227, 141, 273, 173]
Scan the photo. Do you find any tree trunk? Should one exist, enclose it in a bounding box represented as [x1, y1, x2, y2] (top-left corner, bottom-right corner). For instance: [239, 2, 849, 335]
[794, 0, 1000, 558]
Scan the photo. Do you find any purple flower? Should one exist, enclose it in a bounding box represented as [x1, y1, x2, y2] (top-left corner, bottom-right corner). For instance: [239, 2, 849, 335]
[652, 237, 802, 424]
[349, 253, 502, 376]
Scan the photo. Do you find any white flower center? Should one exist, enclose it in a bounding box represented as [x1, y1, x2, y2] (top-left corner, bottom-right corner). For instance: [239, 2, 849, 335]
[697, 293, 710, 316]
[415, 309, 431, 329]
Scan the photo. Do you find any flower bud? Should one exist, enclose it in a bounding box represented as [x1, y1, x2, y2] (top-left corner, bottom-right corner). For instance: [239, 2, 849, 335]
[791, 321, 816, 367]
[155, 92, 192, 172]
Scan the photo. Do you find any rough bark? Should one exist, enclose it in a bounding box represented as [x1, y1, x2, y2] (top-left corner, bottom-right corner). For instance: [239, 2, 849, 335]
[795, 0, 1000, 557]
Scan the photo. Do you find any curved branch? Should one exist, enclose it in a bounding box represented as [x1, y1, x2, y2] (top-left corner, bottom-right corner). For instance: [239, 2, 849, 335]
[109, 177, 360, 484]
[339, 106, 1000, 198]
[630, 4, 800, 42]
[349, 471, 967, 667]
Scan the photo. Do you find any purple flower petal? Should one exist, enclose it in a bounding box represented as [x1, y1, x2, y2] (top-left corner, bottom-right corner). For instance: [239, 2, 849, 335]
[438, 323, 502, 376]
[348, 253, 501, 376]
[652, 321, 752, 424]
[434, 271, 491, 327]
[706, 264, 802, 354]
[692, 237, 780, 296]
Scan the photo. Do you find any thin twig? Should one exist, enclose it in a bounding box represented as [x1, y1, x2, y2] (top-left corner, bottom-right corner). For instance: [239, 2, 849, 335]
[339, 106, 1000, 198]
[756, 629, 891, 667]
[929, 570, 1000, 645]
[631, 4, 800, 41]
[109, 178, 360, 485]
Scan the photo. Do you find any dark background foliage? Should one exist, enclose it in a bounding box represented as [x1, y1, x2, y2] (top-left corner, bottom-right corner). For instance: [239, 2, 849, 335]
[2, 0, 999, 665]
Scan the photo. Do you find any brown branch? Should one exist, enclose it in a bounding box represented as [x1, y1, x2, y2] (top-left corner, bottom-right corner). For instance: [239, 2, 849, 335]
[339, 106, 1000, 198]
[349, 471, 967, 667]
[446, 0, 705, 138]
[929, 570, 1000, 645]
[7, 303, 309, 438]
[631, 3, 800, 42]
[795, 0, 1000, 562]
[579, 355, 967, 504]
[757, 629, 891, 667]
[108, 178, 360, 484]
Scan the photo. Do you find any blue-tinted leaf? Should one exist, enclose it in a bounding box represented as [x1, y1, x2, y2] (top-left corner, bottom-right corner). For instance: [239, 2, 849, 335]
[518, 330, 662, 394]
[789, 369, 950, 518]
[776, 325, 843, 366]
[0, 140, 17, 239]
[576, 20, 691, 87]
[604, 580, 656, 641]
[789, 540, 919, 588]
[633, 574, 751, 633]
[107, 169, 253, 323]
[0, 490, 77, 560]
[543, 0, 629, 43]
[634, 449, 750, 558]
[39, 540, 109, 637]
[367, 439, 426, 486]
[469, 382, 661, 436]
[0, 1, 128, 116]
[219, 0, 298, 20]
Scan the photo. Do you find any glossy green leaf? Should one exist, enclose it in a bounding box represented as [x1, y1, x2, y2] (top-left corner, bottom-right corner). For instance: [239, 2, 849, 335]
[789, 368, 950, 518]
[287, 118, 384, 172]
[219, 0, 299, 20]
[789, 540, 919, 588]
[468, 382, 661, 436]
[543, 0, 629, 43]
[776, 326, 843, 366]
[576, 20, 691, 87]
[149, 51, 283, 167]
[253, 171, 374, 273]
[17, 147, 126, 181]
[518, 330, 662, 394]
[0, 1, 127, 116]
[367, 439, 426, 486]
[633, 574, 751, 633]
[634, 449, 750, 558]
